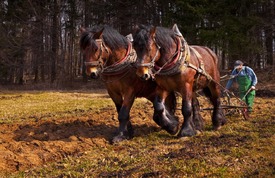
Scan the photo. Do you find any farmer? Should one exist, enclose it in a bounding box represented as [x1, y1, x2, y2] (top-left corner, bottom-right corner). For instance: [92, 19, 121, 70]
[225, 60, 258, 112]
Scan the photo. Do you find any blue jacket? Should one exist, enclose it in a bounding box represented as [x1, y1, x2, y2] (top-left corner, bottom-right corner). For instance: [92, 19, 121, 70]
[226, 66, 257, 89]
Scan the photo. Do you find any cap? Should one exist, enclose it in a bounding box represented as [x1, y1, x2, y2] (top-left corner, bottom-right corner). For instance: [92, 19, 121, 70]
[234, 60, 243, 67]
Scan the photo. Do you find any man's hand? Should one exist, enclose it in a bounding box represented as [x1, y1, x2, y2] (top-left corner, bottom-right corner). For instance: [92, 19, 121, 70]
[223, 88, 230, 93]
[250, 86, 256, 90]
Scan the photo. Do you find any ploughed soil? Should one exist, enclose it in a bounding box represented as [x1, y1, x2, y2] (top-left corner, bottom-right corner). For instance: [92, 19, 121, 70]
[0, 91, 162, 173]
[0, 89, 274, 174]
[0, 70, 274, 175]
[0, 103, 117, 172]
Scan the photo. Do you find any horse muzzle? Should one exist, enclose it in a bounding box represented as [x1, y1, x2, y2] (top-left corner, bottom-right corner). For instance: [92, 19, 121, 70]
[136, 67, 151, 81]
[86, 67, 100, 79]
[141, 73, 151, 81]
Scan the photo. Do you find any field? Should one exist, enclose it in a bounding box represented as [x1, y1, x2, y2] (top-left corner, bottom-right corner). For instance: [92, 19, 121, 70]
[0, 89, 274, 177]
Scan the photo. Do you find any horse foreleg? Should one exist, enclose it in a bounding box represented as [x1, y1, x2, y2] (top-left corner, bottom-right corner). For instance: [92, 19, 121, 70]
[153, 91, 179, 135]
[178, 86, 197, 137]
[112, 95, 135, 143]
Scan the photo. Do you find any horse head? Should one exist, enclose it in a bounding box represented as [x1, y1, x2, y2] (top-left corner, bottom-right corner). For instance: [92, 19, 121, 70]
[80, 27, 110, 79]
[133, 24, 180, 80]
[133, 25, 161, 80]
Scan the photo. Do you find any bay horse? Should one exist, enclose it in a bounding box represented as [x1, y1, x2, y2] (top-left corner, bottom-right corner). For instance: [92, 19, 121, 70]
[133, 24, 227, 137]
[79, 25, 179, 143]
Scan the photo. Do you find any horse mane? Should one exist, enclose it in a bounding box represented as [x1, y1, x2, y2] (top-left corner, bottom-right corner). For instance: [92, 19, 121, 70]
[80, 25, 128, 51]
[133, 25, 152, 50]
[155, 27, 177, 52]
[133, 25, 177, 52]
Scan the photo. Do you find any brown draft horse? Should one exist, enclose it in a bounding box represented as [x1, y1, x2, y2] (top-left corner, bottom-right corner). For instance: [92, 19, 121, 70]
[80, 25, 179, 143]
[133, 24, 227, 137]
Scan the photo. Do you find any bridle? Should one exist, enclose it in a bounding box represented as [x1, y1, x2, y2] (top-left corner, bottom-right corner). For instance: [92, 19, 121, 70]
[84, 38, 134, 75]
[84, 39, 109, 69]
[136, 38, 161, 69]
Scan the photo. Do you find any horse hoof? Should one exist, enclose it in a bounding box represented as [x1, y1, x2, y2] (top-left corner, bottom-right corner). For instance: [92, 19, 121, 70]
[177, 128, 196, 138]
[168, 127, 179, 135]
[111, 135, 129, 144]
[213, 125, 222, 131]
[221, 117, 227, 125]
[166, 123, 180, 135]
[111, 131, 133, 144]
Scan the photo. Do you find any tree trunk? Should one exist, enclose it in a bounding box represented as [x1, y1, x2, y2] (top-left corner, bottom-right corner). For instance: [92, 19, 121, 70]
[51, 0, 59, 83]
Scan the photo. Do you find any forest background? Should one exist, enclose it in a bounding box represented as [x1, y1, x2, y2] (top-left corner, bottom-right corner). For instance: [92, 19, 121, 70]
[0, 0, 274, 86]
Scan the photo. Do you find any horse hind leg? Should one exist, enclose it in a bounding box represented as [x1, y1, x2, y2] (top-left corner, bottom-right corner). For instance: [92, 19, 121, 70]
[203, 86, 227, 130]
[192, 95, 204, 131]
[164, 92, 177, 115]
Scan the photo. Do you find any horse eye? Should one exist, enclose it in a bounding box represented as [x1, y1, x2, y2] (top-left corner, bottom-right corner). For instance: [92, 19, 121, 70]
[91, 45, 98, 52]
[93, 47, 98, 52]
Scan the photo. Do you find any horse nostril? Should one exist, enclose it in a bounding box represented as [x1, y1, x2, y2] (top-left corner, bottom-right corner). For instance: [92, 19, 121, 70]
[141, 73, 150, 81]
[90, 72, 98, 79]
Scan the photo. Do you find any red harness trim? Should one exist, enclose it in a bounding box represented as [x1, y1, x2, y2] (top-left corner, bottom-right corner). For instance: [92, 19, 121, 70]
[154, 37, 182, 70]
[112, 42, 132, 66]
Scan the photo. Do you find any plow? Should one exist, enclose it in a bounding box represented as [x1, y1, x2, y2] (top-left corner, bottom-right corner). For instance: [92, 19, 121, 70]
[199, 90, 250, 120]
[199, 74, 251, 120]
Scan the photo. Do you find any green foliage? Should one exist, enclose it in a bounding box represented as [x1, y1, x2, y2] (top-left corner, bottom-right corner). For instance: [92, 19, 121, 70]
[169, 0, 266, 63]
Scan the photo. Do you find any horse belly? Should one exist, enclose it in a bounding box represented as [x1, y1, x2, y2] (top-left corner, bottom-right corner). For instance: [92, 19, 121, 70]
[156, 75, 183, 93]
[134, 80, 157, 98]
[194, 75, 209, 89]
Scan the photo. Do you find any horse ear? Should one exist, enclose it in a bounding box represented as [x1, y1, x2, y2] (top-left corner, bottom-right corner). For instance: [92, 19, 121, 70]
[132, 24, 140, 35]
[93, 28, 104, 39]
[172, 24, 183, 37]
[149, 26, 156, 38]
[126, 33, 133, 42]
[79, 27, 86, 33]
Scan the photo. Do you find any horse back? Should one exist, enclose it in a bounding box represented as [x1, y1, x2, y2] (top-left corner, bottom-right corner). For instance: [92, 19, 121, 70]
[189, 45, 220, 78]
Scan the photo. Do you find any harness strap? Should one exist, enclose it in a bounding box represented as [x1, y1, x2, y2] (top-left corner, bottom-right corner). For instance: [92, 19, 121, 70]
[185, 62, 213, 81]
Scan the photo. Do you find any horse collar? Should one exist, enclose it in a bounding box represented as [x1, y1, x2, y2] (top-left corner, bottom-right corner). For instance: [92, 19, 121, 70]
[154, 37, 184, 71]
[100, 42, 136, 76]
[111, 42, 132, 67]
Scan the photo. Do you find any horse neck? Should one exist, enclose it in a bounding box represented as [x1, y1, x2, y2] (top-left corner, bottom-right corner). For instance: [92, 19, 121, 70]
[158, 41, 178, 66]
[106, 47, 127, 66]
